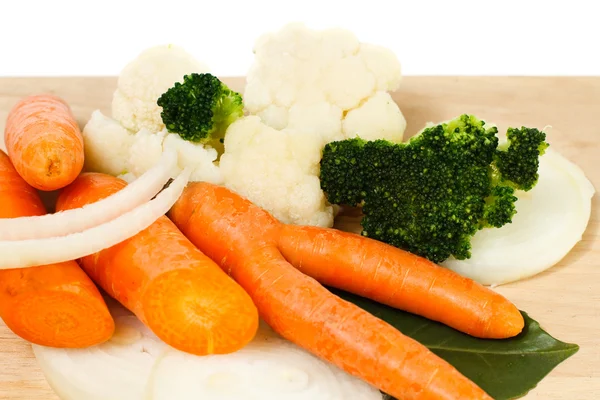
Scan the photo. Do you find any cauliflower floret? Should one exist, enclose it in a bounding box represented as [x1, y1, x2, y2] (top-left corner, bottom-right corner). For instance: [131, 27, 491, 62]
[220, 116, 334, 227]
[82, 110, 222, 184]
[287, 102, 344, 143]
[124, 128, 223, 184]
[81, 110, 135, 176]
[112, 44, 210, 133]
[127, 129, 168, 178]
[342, 91, 406, 143]
[162, 134, 223, 184]
[244, 22, 406, 143]
[359, 43, 403, 91]
[320, 55, 375, 110]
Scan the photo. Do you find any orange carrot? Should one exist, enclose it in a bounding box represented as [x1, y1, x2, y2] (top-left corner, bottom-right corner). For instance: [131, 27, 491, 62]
[277, 224, 524, 339]
[0, 150, 114, 348]
[169, 181, 493, 400]
[4, 94, 84, 191]
[55, 173, 259, 356]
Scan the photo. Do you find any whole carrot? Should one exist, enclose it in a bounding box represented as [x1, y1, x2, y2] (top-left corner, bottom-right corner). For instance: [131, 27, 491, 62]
[277, 225, 524, 339]
[4, 94, 84, 191]
[55, 173, 259, 356]
[0, 150, 114, 348]
[169, 181, 493, 400]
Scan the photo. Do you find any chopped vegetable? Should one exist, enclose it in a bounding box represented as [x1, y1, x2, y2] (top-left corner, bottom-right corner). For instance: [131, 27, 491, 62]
[277, 224, 524, 339]
[0, 150, 177, 240]
[82, 111, 223, 185]
[320, 114, 549, 263]
[220, 116, 334, 227]
[55, 173, 259, 356]
[112, 44, 210, 133]
[33, 299, 384, 400]
[157, 72, 243, 149]
[442, 147, 596, 285]
[33, 298, 169, 400]
[169, 181, 493, 400]
[0, 168, 190, 269]
[0, 150, 114, 348]
[244, 22, 406, 144]
[151, 322, 384, 400]
[4, 94, 84, 191]
[82, 110, 135, 176]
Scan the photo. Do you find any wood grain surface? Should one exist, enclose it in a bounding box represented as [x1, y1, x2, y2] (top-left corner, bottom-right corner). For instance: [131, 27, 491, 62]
[0, 77, 598, 400]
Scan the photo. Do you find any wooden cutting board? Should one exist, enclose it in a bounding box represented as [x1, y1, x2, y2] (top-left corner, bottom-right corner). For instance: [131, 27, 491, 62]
[0, 77, 598, 399]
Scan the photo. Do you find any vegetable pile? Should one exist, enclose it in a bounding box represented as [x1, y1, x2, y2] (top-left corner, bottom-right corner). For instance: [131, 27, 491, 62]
[0, 21, 595, 400]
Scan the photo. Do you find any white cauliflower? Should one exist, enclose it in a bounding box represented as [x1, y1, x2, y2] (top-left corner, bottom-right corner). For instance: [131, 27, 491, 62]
[112, 44, 210, 133]
[220, 116, 333, 227]
[127, 129, 168, 177]
[81, 111, 223, 185]
[161, 133, 222, 184]
[244, 22, 407, 144]
[220, 22, 407, 227]
[128, 128, 223, 184]
[342, 91, 407, 142]
[82, 110, 135, 176]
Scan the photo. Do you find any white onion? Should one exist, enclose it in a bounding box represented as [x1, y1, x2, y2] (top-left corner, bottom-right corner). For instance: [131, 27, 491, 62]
[0, 150, 177, 241]
[150, 323, 383, 400]
[33, 300, 383, 400]
[442, 148, 595, 285]
[0, 168, 191, 269]
[33, 298, 168, 400]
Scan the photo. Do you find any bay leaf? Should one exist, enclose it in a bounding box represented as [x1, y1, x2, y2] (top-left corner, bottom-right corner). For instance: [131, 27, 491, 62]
[332, 288, 579, 400]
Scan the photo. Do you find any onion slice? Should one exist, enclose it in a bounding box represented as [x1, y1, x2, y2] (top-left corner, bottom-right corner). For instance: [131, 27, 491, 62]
[33, 300, 383, 400]
[0, 168, 191, 269]
[442, 148, 595, 285]
[150, 323, 384, 400]
[33, 298, 168, 400]
[0, 150, 177, 241]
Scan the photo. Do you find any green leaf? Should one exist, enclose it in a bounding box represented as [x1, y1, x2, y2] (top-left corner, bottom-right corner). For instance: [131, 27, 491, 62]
[332, 288, 579, 400]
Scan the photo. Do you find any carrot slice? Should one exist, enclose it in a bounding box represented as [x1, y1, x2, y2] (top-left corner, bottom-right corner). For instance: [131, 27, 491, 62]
[4, 94, 84, 191]
[277, 224, 524, 339]
[169, 181, 493, 400]
[0, 150, 114, 348]
[55, 173, 259, 356]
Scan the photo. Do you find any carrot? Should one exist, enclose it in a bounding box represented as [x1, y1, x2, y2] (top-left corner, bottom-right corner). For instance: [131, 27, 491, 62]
[4, 94, 84, 191]
[277, 224, 524, 339]
[0, 150, 114, 348]
[55, 172, 259, 356]
[169, 181, 493, 400]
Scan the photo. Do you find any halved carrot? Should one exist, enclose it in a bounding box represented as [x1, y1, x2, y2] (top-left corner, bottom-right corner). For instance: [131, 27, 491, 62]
[4, 94, 84, 191]
[277, 224, 524, 339]
[55, 173, 259, 356]
[169, 181, 493, 400]
[0, 150, 114, 348]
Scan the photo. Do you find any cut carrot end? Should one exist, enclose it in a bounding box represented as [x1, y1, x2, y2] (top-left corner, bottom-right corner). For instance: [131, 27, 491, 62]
[5, 290, 114, 348]
[142, 268, 259, 356]
[20, 143, 84, 191]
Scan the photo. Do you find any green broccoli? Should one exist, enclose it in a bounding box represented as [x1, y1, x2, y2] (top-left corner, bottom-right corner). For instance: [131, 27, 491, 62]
[157, 73, 244, 147]
[320, 114, 548, 263]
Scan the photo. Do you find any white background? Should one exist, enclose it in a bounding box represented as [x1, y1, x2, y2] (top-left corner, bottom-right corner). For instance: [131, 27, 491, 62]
[0, 0, 598, 77]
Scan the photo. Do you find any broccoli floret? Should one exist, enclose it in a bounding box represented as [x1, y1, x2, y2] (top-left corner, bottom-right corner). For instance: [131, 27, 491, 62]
[157, 73, 244, 146]
[320, 114, 548, 263]
[495, 127, 549, 191]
